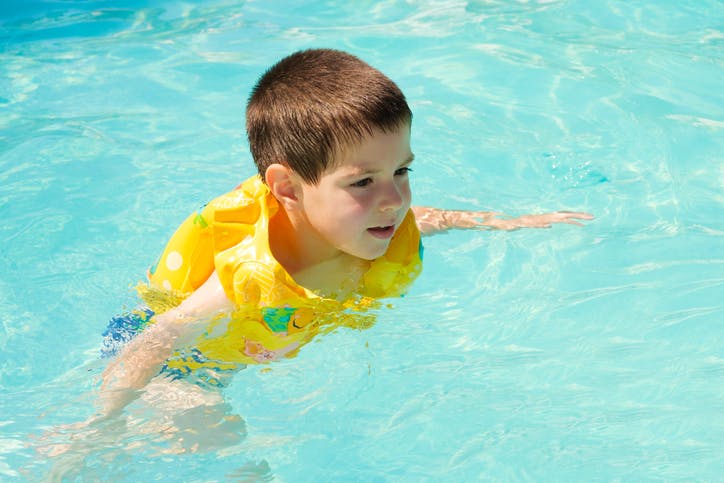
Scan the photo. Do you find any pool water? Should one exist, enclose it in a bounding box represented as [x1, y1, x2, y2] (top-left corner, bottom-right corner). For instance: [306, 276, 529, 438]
[1, 0, 723, 480]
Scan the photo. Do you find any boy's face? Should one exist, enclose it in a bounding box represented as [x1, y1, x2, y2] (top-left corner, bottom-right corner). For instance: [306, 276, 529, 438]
[297, 124, 414, 261]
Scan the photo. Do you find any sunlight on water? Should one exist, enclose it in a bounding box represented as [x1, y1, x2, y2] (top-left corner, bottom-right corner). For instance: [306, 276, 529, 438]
[1, 0, 723, 480]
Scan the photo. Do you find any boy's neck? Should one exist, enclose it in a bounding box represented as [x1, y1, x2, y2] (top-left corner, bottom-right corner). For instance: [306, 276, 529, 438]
[269, 205, 368, 299]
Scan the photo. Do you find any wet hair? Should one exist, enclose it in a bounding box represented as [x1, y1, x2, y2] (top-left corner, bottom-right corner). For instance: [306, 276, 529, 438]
[246, 48, 412, 184]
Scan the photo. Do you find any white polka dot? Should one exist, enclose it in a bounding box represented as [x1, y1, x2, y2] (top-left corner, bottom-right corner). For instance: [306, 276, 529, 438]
[162, 280, 172, 291]
[165, 251, 183, 271]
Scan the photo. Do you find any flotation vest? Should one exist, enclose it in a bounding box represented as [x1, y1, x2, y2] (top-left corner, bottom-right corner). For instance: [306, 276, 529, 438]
[141, 175, 423, 371]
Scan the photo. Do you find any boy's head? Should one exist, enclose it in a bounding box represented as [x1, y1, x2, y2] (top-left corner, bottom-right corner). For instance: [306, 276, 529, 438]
[246, 49, 412, 184]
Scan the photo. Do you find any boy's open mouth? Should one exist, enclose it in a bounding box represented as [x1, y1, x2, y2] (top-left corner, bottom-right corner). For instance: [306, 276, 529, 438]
[367, 225, 395, 239]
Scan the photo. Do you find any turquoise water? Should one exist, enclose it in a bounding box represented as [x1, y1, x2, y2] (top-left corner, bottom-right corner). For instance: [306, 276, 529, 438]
[1, 0, 723, 480]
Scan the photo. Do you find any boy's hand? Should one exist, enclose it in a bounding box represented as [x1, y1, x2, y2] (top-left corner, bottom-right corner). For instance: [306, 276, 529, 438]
[482, 211, 594, 230]
[412, 206, 593, 234]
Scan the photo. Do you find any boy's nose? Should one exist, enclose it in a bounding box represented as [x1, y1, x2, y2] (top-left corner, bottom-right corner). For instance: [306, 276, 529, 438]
[379, 182, 404, 212]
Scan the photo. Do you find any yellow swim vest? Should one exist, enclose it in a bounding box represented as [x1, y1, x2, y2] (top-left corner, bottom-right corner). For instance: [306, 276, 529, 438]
[141, 175, 423, 369]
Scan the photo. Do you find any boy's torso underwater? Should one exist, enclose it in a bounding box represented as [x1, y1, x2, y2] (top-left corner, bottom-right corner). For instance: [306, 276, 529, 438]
[102, 176, 423, 387]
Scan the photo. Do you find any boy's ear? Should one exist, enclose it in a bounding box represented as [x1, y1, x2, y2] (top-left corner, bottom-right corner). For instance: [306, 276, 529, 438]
[265, 163, 302, 210]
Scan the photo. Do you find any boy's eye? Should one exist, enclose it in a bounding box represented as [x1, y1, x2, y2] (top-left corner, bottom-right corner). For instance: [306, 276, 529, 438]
[351, 177, 372, 188]
[350, 167, 411, 188]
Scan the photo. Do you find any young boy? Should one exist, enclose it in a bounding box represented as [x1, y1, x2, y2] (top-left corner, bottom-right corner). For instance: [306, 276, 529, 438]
[99, 49, 592, 418]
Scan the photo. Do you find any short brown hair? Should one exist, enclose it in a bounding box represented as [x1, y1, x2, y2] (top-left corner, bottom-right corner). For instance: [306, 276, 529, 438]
[246, 49, 412, 184]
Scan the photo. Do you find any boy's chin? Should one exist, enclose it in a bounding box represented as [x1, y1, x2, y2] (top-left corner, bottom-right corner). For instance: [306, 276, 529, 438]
[336, 233, 395, 261]
[351, 243, 391, 261]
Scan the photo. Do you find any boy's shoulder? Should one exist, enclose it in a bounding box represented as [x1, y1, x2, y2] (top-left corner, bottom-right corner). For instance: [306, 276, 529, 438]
[205, 175, 269, 216]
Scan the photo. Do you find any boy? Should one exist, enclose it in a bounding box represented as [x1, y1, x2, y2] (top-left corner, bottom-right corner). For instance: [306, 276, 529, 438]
[100, 49, 592, 418]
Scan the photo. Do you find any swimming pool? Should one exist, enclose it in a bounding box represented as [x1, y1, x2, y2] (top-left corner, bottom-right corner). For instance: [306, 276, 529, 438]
[1, 0, 722, 480]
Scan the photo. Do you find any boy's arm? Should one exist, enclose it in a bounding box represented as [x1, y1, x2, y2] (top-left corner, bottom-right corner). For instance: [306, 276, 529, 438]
[412, 206, 593, 235]
[98, 271, 234, 418]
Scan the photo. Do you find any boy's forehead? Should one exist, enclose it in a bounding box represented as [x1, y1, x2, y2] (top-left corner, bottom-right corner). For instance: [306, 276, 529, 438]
[332, 152, 414, 175]
[327, 126, 413, 174]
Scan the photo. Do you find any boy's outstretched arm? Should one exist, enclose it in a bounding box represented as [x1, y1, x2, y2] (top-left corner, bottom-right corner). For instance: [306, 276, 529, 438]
[98, 271, 234, 419]
[412, 206, 593, 235]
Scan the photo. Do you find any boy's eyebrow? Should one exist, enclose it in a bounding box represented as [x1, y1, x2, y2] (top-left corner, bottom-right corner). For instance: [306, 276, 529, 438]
[343, 154, 415, 177]
[396, 153, 415, 169]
